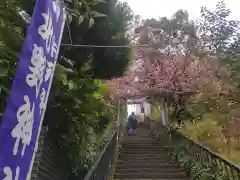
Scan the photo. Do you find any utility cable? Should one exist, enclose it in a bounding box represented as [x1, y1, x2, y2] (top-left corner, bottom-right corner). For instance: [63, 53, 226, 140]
[60, 43, 164, 48]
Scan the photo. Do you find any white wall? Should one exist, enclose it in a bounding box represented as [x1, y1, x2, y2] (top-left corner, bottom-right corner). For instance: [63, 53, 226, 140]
[127, 104, 136, 118]
[135, 104, 141, 116]
[127, 102, 151, 115]
[127, 101, 151, 122]
[144, 102, 151, 116]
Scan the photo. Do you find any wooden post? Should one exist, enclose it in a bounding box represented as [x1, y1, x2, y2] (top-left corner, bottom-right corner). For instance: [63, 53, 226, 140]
[125, 99, 127, 121]
[116, 99, 120, 140]
[161, 100, 168, 126]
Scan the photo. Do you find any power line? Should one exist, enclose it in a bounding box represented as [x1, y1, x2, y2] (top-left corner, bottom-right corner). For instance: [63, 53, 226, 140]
[60, 43, 164, 48]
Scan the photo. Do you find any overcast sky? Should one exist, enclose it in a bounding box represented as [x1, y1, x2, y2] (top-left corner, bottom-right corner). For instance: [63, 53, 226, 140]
[120, 0, 240, 21]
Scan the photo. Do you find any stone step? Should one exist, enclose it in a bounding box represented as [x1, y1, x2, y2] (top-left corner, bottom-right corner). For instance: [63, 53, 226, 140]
[117, 161, 176, 167]
[115, 172, 187, 179]
[115, 163, 179, 169]
[120, 150, 168, 154]
[123, 141, 157, 143]
[115, 167, 185, 174]
[122, 145, 163, 148]
[123, 141, 158, 143]
[120, 148, 167, 152]
[118, 153, 171, 158]
[114, 125, 188, 180]
[121, 144, 165, 147]
[122, 141, 159, 143]
[116, 160, 177, 166]
[121, 144, 163, 147]
[118, 156, 173, 161]
[115, 179, 188, 180]
[121, 147, 166, 150]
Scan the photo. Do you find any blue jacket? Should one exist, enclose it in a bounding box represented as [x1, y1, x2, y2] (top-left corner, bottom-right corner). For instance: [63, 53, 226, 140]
[128, 115, 137, 129]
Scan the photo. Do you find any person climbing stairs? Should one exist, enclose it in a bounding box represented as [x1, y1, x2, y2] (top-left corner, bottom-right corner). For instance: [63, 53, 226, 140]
[114, 124, 189, 180]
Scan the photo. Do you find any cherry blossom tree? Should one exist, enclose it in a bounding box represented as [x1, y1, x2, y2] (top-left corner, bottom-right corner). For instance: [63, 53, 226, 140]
[107, 13, 227, 125]
[108, 19, 219, 99]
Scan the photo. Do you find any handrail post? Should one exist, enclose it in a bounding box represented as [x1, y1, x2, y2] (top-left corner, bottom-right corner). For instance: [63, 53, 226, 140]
[161, 100, 168, 126]
[84, 132, 117, 180]
[116, 99, 120, 140]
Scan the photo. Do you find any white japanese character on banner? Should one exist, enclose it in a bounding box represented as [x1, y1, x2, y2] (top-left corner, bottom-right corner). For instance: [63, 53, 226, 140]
[40, 88, 47, 117]
[45, 61, 54, 82]
[38, 9, 58, 58]
[12, 95, 35, 157]
[26, 44, 46, 97]
[52, 0, 61, 21]
[3, 166, 20, 180]
[51, 35, 58, 59]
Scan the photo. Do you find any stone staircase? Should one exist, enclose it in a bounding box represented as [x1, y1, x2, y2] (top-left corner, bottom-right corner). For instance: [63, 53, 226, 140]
[114, 124, 189, 180]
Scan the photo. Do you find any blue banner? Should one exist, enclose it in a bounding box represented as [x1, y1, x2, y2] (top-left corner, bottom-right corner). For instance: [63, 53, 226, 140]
[0, 0, 66, 179]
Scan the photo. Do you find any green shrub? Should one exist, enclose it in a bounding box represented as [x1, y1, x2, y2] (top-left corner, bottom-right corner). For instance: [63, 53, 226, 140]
[168, 143, 228, 180]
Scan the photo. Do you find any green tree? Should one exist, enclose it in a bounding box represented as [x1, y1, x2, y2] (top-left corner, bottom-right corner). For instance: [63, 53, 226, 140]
[199, 1, 239, 54]
[0, 0, 134, 176]
[0, 0, 25, 117]
[199, 1, 240, 88]
[136, 10, 198, 53]
[60, 0, 133, 79]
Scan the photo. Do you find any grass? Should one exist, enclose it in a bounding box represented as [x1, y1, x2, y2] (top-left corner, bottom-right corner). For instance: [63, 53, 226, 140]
[150, 103, 240, 164]
[150, 103, 161, 121]
[180, 114, 240, 164]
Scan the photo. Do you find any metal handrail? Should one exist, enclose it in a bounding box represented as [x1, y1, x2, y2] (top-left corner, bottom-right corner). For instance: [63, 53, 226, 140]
[84, 132, 117, 180]
[150, 121, 240, 180]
